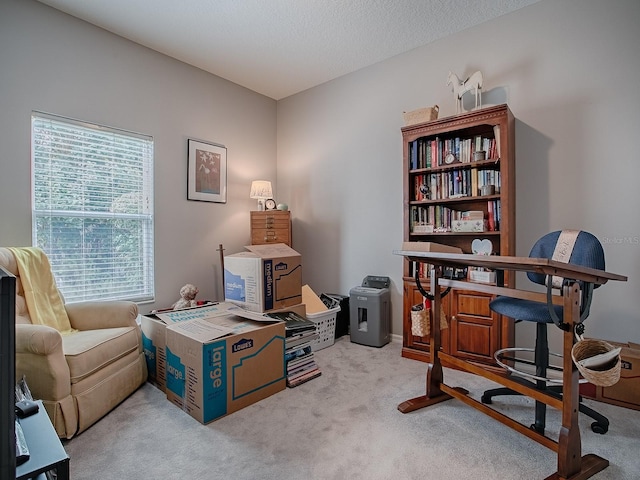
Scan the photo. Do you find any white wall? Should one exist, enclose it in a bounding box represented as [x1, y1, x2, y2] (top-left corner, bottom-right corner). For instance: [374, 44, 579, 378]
[0, 0, 277, 313]
[277, 0, 640, 348]
[2, 0, 638, 349]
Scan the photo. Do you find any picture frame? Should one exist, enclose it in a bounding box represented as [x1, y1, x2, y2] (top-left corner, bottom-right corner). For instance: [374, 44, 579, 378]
[187, 139, 227, 203]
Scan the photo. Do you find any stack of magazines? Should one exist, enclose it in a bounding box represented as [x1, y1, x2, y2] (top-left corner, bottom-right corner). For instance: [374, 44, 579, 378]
[267, 310, 322, 387]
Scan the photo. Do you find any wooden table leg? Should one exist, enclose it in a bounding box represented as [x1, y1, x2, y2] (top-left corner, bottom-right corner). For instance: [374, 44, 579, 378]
[546, 283, 609, 480]
[398, 269, 452, 413]
[398, 360, 452, 412]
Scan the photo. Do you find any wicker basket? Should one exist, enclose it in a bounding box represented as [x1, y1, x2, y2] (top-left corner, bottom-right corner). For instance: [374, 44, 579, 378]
[403, 105, 439, 126]
[571, 339, 621, 387]
[411, 308, 429, 337]
[411, 304, 448, 337]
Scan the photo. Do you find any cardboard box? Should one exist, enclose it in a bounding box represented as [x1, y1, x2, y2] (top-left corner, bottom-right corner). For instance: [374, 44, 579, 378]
[401, 242, 463, 254]
[141, 303, 244, 392]
[579, 341, 640, 411]
[165, 310, 286, 424]
[141, 315, 168, 392]
[224, 243, 302, 312]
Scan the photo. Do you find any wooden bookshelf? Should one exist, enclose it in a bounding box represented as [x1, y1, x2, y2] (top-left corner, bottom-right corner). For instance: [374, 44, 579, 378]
[401, 104, 516, 367]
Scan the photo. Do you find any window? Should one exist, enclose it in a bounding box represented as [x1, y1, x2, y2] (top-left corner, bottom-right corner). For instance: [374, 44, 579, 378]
[31, 112, 154, 303]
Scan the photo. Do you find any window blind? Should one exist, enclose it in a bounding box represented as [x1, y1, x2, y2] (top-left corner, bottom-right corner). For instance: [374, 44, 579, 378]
[31, 112, 154, 303]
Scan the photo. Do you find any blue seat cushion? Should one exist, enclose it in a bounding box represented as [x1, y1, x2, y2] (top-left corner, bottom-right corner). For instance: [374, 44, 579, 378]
[490, 296, 563, 324]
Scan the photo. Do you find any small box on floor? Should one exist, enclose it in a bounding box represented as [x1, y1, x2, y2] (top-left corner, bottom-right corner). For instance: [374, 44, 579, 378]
[224, 243, 302, 313]
[579, 340, 640, 411]
[165, 309, 286, 424]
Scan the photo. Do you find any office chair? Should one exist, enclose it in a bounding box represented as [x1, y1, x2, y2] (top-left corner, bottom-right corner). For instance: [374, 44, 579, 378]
[480, 230, 609, 435]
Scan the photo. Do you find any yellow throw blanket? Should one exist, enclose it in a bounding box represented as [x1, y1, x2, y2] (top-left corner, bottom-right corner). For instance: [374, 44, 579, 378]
[8, 247, 76, 335]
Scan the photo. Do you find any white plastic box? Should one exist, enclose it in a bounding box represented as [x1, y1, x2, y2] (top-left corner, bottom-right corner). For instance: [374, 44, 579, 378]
[307, 303, 341, 351]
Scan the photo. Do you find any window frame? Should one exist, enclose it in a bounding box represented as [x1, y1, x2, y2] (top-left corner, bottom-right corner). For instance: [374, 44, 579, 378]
[31, 111, 155, 304]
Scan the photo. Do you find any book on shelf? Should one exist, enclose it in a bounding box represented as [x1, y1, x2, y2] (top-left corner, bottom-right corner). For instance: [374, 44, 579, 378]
[407, 135, 498, 169]
[493, 125, 501, 159]
[487, 201, 496, 231]
[461, 210, 484, 220]
[413, 169, 500, 201]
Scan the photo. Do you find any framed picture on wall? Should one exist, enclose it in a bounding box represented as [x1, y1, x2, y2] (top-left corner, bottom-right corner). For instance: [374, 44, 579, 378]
[187, 139, 227, 203]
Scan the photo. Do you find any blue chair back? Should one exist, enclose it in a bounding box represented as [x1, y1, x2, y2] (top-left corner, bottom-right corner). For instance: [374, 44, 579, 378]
[527, 230, 605, 287]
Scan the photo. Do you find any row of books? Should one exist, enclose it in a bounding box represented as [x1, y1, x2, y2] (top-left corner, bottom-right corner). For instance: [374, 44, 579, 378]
[408, 261, 468, 281]
[410, 200, 501, 232]
[412, 169, 500, 201]
[268, 310, 322, 388]
[408, 132, 499, 170]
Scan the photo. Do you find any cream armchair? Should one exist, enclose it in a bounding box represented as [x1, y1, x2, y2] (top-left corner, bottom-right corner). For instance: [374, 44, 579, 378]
[0, 247, 147, 439]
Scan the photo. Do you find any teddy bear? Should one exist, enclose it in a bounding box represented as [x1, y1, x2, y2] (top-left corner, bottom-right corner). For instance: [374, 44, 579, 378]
[172, 283, 199, 310]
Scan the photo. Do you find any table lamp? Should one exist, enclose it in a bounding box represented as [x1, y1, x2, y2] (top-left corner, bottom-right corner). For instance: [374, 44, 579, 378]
[250, 180, 272, 211]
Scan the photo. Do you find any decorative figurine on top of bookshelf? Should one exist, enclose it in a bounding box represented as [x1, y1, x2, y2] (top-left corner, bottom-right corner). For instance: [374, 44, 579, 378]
[447, 71, 483, 114]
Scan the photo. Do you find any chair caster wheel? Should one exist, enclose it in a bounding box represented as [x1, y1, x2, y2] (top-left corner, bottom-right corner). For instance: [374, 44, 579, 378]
[480, 394, 492, 404]
[591, 422, 608, 434]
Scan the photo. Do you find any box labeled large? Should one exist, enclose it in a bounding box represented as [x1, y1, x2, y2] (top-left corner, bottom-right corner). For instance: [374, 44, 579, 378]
[579, 341, 640, 411]
[224, 243, 302, 312]
[165, 311, 286, 424]
[141, 315, 168, 392]
[141, 303, 242, 393]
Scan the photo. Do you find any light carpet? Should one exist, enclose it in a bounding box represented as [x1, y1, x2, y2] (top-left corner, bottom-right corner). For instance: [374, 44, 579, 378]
[64, 337, 640, 479]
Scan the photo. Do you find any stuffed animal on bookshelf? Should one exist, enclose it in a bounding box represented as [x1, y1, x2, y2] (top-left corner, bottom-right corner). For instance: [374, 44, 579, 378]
[447, 71, 483, 113]
[172, 283, 199, 310]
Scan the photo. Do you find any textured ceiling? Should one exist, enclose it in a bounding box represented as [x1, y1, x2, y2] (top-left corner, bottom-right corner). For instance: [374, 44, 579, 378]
[36, 0, 540, 100]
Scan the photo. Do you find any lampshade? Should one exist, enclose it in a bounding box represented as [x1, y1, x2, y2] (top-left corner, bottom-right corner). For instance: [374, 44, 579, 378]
[249, 180, 272, 199]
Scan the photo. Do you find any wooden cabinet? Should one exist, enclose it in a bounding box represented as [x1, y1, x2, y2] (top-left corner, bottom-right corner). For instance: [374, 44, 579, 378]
[402, 283, 501, 366]
[250, 210, 292, 246]
[448, 289, 500, 363]
[401, 104, 516, 367]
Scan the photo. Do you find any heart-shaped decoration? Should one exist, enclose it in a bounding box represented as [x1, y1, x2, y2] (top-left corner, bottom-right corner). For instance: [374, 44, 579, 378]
[472, 238, 493, 255]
